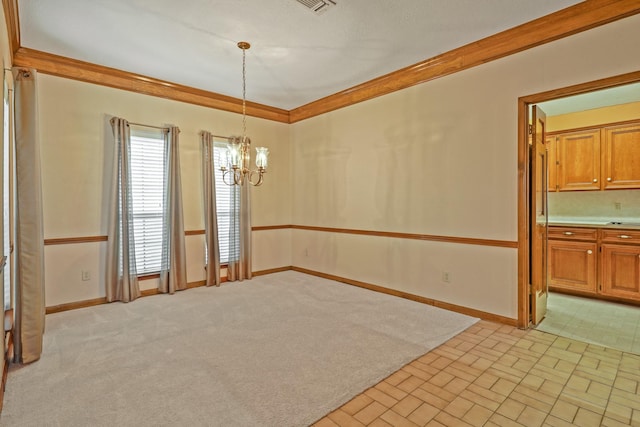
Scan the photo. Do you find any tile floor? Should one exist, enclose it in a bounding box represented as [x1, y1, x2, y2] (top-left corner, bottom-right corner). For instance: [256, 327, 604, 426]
[536, 292, 640, 355]
[312, 320, 640, 427]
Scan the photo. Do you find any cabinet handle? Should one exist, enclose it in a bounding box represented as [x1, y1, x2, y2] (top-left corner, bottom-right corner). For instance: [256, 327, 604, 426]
[618, 235, 631, 239]
[563, 232, 574, 236]
[593, 178, 598, 183]
[607, 177, 612, 182]
[587, 250, 592, 255]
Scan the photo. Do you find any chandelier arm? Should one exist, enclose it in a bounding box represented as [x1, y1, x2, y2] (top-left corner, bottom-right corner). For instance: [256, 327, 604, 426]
[221, 170, 233, 186]
[247, 169, 264, 187]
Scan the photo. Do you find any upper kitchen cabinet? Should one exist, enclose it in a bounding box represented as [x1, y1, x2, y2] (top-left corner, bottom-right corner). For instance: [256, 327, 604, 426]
[602, 122, 640, 189]
[556, 129, 601, 191]
[547, 119, 640, 192]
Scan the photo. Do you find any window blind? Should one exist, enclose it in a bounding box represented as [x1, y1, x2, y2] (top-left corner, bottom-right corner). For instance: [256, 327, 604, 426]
[213, 142, 239, 264]
[130, 130, 167, 274]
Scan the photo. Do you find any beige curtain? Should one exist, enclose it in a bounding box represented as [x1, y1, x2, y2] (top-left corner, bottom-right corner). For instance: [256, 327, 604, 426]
[106, 117, 140, 302]
[159, 127, 187, 294]
[201, 131, 221, 287]
[227, 152, 252, 281]
[13, 68, 45, 364]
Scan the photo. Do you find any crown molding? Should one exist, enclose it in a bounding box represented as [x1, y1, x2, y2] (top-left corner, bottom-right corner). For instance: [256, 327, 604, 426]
[1, 0, 20, 63]
[289, 0, 640, 122]
[12, 47, 290, 123]
[5, 0, 640, 124]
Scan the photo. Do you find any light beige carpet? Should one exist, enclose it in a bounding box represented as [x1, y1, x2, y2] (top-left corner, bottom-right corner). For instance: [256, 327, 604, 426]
[1, 271, 478, 426]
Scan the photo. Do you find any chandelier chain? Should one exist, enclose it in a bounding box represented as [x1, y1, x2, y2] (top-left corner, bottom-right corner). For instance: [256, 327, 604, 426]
[242, 47, 247, 140]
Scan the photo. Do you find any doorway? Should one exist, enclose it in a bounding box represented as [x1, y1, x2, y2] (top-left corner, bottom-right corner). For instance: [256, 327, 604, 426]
[517, 71, 640, 334]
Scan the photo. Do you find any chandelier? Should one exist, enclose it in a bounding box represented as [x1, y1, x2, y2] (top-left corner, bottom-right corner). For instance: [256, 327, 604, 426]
[220, 41, 269, 186]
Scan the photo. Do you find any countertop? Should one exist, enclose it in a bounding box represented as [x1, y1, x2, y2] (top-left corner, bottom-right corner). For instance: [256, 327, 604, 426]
[548, 219, 640, 230]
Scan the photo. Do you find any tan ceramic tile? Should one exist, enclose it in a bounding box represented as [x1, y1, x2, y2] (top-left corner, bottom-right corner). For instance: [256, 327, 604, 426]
[549, 399, 578, 422]
[443, 377, 471, 395]
[386, 370, 412, 387]
[613, 375, 638, 393]
[495, 398, 526, 420]
[488, 413, 526, 427]
[434, 411, 474, 427]
[341, 394, 374, 416]
[313, 417, 340, 427]
[376, 381, 409, 401]
[353, 401, 387, 425]
[427, 371, 455, 388]
[424, 420, 447, 427]
[406, 362, 438, 380]
[490, 378, 518, 397]
[573, 408, 604, 427]
[462, 404, 493, 427]
[466, 383, 508, 405]
[369, 419, 394, 427]
[443, 396, 474, 418]
[410, 388, 449, 411]
[407, 402, 439, 426]
[392, 395, 423, 418]
[397, 376, 426, 393]
[600, 416, 636, 427]
[379, 409, 421, 427]
[542, 415, 576, 427]
[604, 400, 632, 424]
[459, 389, 501, 412]
[516, 405, 547, 427]
[327, 409, 367, 427]
[365, 388, 399, 408]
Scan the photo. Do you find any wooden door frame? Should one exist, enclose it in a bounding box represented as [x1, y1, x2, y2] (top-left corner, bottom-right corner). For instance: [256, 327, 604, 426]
[516, 70, 640, 329]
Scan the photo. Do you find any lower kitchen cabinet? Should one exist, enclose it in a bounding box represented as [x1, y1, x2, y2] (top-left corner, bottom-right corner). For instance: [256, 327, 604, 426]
[601, 243, 640, 300]
[548, 239, 597, 293]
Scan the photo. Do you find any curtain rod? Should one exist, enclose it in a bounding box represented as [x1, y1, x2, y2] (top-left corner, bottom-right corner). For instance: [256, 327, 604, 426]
[128, 121, 169, 131]
[211, 134, 232, 140]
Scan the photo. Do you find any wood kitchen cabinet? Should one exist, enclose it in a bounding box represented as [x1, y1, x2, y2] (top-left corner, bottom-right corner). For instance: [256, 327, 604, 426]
[548, 240, 597, 293]
[602, 122, 640, 189]
[600, 229, 640, 300]
[548, 227, 598, 294]
[548, 226, 640, 304]
[601, 244, 640, 299]
[548, 119, 640, 192]
[556, 129, 601, 191]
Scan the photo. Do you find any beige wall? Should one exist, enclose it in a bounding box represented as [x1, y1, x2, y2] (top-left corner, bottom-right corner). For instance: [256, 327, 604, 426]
[38, 75, 292, 306]
[290, 14, 640, 320]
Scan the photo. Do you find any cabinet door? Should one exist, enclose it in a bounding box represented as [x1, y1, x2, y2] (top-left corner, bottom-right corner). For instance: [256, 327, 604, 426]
[602, 123, 640, 189]
[601, 244, 640, 300]
[548, 240, 597, 293]
[546, 135, 557, 192]
[557, 129, 601, 191]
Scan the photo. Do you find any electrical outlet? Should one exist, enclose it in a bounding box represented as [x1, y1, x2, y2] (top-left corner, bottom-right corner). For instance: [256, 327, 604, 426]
[304, 248, 309, 257]
[614, 202, 621, 210]
[442, 272, 450, 283]
[82, 270, 91, 281]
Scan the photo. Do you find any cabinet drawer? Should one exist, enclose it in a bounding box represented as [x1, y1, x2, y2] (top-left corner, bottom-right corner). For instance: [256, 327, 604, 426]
[601, 229, 640, 244]
[548, 227, 598, 241]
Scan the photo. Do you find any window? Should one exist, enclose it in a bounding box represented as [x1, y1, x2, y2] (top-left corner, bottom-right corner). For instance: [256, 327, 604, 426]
[213, 141, 239, 264]
[130, 128, 168, 274]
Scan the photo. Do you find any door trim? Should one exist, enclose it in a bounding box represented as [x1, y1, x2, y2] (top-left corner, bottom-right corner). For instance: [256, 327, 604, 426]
[516, 70, 640, 329]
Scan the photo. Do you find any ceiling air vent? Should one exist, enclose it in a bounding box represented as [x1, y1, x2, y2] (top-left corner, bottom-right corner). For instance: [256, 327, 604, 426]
[295, 0, 336, 15]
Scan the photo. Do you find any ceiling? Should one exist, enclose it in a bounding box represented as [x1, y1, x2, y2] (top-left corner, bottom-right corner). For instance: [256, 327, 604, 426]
[538, 82, 640, 116]
[17, 0, 587, 110]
